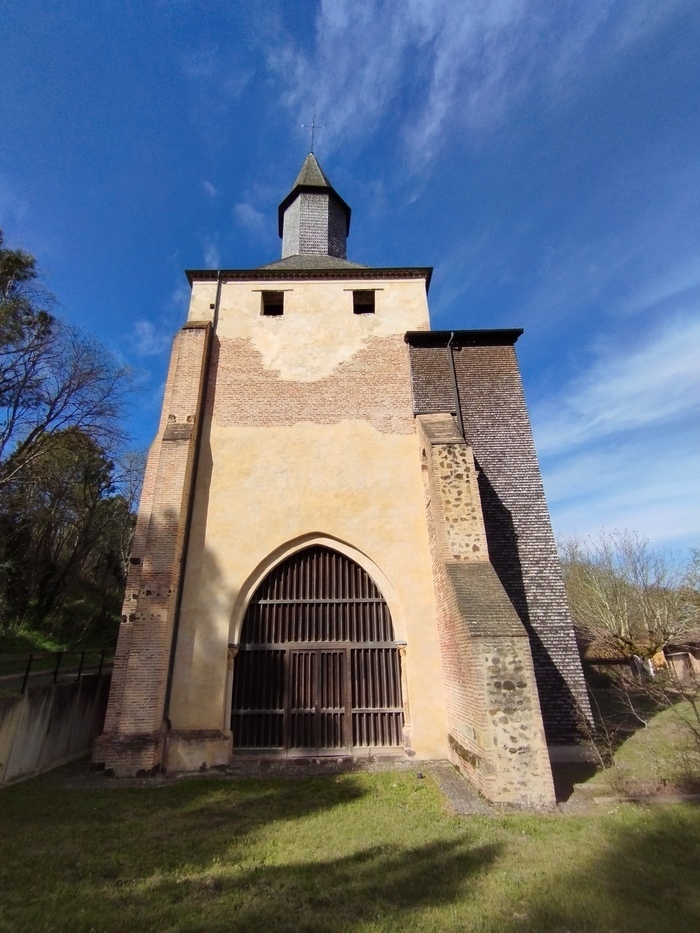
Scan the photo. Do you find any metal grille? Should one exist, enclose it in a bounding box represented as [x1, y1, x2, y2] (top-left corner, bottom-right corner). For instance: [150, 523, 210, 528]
[232, 546, 404, 755]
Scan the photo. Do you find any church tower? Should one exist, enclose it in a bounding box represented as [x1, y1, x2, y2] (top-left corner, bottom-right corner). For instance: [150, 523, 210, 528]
[94, 155, 590, 806]
[278, 152, 351, 260]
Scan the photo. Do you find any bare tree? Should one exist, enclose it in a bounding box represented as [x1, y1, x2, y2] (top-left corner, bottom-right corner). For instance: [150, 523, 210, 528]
[1, 228, 132, 486]
[561, 531, 699, 659]
[111, 448, 146, 577]
[0, 320, 132, 486]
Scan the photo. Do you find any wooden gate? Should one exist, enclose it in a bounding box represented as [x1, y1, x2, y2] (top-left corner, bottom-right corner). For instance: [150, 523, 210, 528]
[231, 546, 404, 755]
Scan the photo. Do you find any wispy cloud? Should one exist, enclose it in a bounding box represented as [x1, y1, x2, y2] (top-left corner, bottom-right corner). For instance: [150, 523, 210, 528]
[0, 174, 29, 231]
[131, 320, 173, 357]
[182, 40, 252, 96]
[202, 180, 219, 199]
[542, 440, 700, 548]
[619, 257, 700, 316]
[533, 315, 700, 455]
[0, 172, 61, 266]
[233, 202, 266, 237]
[178, 36, 252, 141]
[509, 163, 700, 332]
[203, 238, 221, 268]
[183, 42, 218, 79]
[533, 310, 700, 548]
[168, 279, 191, 316]
[128, 277, 190, 359]
[265, 0, 683, 173]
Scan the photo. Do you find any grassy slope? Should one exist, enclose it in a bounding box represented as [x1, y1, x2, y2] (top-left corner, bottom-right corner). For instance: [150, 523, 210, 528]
[0, 629, 112, 685]
[585, 700, 700, 795]
[1, 770, 699, 933]
[0, 629, 67, 655]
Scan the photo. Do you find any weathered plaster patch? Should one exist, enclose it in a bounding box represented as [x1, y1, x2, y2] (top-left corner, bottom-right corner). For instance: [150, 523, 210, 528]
[206, 278, 429, 381]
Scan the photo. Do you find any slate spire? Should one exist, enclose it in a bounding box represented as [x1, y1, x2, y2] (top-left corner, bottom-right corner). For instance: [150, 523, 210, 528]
[278, 153, 351, 260]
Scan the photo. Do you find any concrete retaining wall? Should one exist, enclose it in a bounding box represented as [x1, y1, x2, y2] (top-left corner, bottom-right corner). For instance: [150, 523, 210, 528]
[0, 674, 111, 785]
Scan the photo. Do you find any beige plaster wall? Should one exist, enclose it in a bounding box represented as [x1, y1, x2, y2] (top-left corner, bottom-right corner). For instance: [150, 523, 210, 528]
[170, 274, 448, 759]
[188, 277, 430, 379]
[172, 420, 448, 759]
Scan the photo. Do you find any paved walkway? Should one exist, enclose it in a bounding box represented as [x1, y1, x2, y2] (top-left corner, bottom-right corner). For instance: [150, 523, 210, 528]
[49, 755, 491, 812]
[425, 761, 491, 815]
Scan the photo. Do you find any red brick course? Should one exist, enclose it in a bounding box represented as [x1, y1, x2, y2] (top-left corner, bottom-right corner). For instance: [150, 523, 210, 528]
[94, 322, 212, 775]
[207, 335, 415, 434]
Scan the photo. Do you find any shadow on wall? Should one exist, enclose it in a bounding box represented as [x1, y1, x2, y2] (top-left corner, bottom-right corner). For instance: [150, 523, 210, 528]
[106, 492, 237, 756]
[0, 674, 110, 785]
[476, 464, 583, 744]
[156, 429, 237, 737]
[168, 500, 236, 728]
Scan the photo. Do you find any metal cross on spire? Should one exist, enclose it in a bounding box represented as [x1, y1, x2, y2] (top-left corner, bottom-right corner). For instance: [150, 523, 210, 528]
[301, 108, 324, 152]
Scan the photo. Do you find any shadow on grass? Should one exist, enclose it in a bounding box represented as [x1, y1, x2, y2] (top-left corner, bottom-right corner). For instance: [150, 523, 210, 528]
[551, 761, 598, 802]
[4, 770, 700, 932]
[136, 837, 500, 932]
[586, 683, 666, 753]
[495, 805, 700, 933]
[7, 770, 370, 842]
[0, 772, 501, 931]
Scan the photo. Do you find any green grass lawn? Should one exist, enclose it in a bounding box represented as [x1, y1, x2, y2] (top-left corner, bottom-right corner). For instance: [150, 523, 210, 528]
[1, 768, 699, 932]
[585, 697, 700, 796]
[0, 629, 68, 676]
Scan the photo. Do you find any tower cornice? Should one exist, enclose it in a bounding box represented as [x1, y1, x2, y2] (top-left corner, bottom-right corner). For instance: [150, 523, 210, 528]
[404, 328, 523, 347]
[186, 266, 433, 290]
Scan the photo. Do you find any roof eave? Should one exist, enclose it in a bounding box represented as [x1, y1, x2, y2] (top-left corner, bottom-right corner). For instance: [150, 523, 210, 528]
[186, 266, 434, 291]
[404, 328, 524, 347]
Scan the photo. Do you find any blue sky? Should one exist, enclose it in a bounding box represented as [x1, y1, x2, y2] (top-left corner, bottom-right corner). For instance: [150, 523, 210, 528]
[1, 0, 698, 553]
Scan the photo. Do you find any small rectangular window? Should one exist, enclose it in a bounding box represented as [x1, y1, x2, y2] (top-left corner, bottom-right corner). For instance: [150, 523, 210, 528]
[353, 290, 375, 314]
[261, 291, 284, 316]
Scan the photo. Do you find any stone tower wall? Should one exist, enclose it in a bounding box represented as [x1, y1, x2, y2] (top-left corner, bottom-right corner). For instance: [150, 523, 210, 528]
[408, 337, 591, 745]
[417, 415, 555, 806]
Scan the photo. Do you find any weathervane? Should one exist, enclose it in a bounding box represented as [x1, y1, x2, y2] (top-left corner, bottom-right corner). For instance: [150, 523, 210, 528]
[301, 108, 324, 152]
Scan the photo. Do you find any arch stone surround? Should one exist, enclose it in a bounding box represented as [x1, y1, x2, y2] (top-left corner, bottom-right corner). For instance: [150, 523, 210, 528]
[231, 544, 406, 756]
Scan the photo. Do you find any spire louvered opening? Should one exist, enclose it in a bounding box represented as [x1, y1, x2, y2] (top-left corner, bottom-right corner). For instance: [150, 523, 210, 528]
[232, 546, 404, 755]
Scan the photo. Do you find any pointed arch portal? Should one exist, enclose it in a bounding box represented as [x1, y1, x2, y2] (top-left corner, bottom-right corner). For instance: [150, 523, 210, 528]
[231, 546, 405, 755]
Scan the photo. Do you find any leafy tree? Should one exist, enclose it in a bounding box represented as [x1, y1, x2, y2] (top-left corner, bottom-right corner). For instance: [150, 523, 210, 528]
[0, 231, 49, 335]
[0, 230, 139, 643]
[0, 432, 142, 643]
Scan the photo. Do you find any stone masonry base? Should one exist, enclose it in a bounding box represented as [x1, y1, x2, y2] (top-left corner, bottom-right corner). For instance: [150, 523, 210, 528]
[92, 729, 166, 777]
[164, 731, 233, 772]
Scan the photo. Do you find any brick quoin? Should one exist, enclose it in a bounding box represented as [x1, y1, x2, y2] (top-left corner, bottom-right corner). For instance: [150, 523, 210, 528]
[93, 321, 212, 775]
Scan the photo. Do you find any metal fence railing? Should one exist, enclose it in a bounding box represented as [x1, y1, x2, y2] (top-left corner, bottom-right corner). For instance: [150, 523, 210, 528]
[0, 649, 113, 694]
